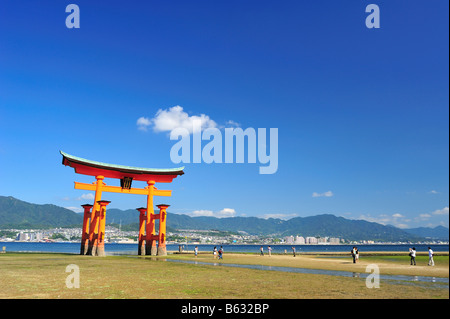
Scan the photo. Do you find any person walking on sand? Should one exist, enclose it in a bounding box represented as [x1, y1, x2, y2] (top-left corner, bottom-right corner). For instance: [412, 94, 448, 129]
[351, 247, 356, 263]
[194, 246, 198, 257]
[409, 247, 416, 265]
[260, 246, 264, 256]
[428, 247, 435, 266]
[292, 246, 296, 257]
[218, 246, 223, 260]
[268, 246, 272, 257]
[213, 246, 217, 259]
[355, 247, 359, 262]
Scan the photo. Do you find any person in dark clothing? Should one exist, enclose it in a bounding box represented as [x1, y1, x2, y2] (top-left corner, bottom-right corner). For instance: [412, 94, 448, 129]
[409, 247, 416, 265]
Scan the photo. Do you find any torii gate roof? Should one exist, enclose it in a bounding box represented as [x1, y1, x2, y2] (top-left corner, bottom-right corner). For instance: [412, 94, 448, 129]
[60, 151, 184, 183]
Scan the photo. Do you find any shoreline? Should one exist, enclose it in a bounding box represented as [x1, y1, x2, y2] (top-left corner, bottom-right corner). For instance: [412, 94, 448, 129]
[2, 241, 448, 245]
[170, 250, 449, 256]
[2, 242, 448, 256]
[4, 250, 449, 257]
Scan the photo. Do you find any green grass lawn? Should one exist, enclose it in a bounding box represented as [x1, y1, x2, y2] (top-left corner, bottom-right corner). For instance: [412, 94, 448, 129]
[0, 253, 448, 299]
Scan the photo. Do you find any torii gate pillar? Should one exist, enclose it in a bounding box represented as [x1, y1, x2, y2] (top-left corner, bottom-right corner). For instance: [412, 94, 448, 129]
[96, 200, 111, 257]
[136, 207, 147, 256]
[157, 204, 170, 256]
[80, 204, 93, 255]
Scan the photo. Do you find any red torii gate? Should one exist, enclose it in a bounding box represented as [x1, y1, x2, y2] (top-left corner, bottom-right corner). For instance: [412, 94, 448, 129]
[60, 151, 184, 256]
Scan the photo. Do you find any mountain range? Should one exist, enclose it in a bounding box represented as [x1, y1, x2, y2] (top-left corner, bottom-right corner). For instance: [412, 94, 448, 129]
[0, 195, 82, 228]
[1, 195, 448, 241]
[403, 226, 449, 240]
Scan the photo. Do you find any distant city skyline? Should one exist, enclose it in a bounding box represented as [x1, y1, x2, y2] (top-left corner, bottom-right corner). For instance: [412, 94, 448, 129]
[0, 1, 448, 229]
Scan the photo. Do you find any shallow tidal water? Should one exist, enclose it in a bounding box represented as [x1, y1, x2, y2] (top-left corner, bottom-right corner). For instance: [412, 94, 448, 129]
[165, 258, 449, 289]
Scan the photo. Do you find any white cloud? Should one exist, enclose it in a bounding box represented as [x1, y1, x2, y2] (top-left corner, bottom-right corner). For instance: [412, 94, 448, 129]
[350, 207, 449, 229]
[429, 190, 440, 194]
[137, 117, 152, 131]
[140, 105, 218, 136]
[357, 214, 391, 225]
[191, 208, 237, 218]
[225, 120, 241, 128]
[217, 208, 237, 218]
[77, 193, 94, 201]
[357, 213, 409, 228]
[312, 191, 333, 198]
[65, 206, 83, 213]
[432, 207, 449, 215]
[191, 210, 214, 217]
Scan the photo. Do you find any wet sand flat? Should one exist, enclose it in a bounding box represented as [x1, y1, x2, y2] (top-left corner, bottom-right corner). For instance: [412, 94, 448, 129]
[168, 251, 449, 278]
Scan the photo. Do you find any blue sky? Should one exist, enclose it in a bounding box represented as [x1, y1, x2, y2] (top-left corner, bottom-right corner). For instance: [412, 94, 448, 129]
[0, 0, 448, 229]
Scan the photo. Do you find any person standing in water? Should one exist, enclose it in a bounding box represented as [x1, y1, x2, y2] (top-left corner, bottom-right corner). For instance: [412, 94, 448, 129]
[409, 247, 416, 266]
[351, 247, 356, 263]
[428, 247, 435, 266]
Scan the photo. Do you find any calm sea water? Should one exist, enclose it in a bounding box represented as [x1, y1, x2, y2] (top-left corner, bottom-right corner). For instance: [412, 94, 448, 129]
[1, 242, 448, 255]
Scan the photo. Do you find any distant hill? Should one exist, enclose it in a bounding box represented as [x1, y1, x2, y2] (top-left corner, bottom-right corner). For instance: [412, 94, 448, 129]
[164, 213, 424, 242]
[108, 209, 426, 242]
[275, 214, 422, 242]
[0, 195, 82, 228]
[403, 226, 449, 240]
[106, 208, 137, 225]
[0, 195, 435, 242]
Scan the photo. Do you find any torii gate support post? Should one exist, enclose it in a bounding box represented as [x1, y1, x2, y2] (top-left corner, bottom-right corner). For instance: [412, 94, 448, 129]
[87, 175, 105, 256]
[136, 207, 147, 256]
[145, 181, 157, 255]
[96, 200, 111, 257]
[157, 204, 170, 256]
[80, 204, 93, 255]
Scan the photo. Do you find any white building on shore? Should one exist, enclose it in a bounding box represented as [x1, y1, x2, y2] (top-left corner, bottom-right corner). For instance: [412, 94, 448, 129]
[306, 236, 318, 244]
[284, 235, 295, 244]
